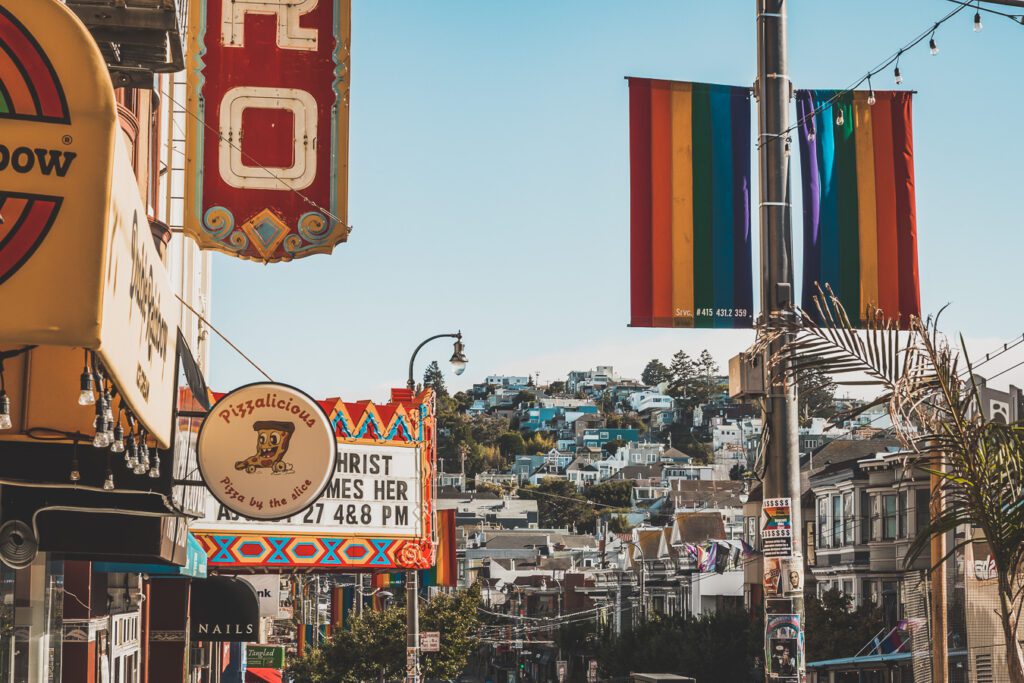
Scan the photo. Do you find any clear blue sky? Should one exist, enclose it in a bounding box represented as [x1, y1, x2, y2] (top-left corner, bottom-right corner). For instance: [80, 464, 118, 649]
[209, 1, 1024, 402]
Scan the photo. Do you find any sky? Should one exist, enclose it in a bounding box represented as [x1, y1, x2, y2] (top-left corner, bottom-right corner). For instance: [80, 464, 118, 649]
[208, 1, 1024, 403]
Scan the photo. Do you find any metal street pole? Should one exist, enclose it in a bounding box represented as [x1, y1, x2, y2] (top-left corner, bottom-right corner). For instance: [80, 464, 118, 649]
[404, 332, 468, 683]
[756, 0, 804, 679]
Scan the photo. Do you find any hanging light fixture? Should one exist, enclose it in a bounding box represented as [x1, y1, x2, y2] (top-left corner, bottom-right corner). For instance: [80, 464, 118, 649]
[125, 432, 138, 468]
[974, 3, 983, 32]
[148, 452, 161, 479]
[136, 434, 150, 475]
[449, 332, 469, 376]
[79, 351, 95, 406]
[110, 423, 125, 454]
[835, 106, 845, 127]
[70, 439, 81, 482]
[0, 361, 11, 431]
[103, 452, 115, 490]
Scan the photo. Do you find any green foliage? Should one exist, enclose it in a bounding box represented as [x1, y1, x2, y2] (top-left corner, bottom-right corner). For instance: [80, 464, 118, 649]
[497, 431, 527, 457]
[519, 478, 596, 532]
[796, 365, 837, 427]
[804, 588, 885, 662]
[547, 381, 566, 395]
[606, 513, 633, 534]
[584, 480, 633, 508]
[597, 610, 760, 682]
[423, 360, 448, 398]
[286, 585, 481, 683]
[766, 286, 1024, 679]
[642, 359, 672, 387]
[666, 350, 698, 400]
[523, 431, 555, 454]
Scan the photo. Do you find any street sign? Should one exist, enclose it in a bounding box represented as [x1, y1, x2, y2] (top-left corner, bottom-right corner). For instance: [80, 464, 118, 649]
[246, 645, 284, 668]
[420, 632, 440, 652]
[587, 659, 598, 683]
[556, 660, 567, 682]
[513, 639, 523, 650]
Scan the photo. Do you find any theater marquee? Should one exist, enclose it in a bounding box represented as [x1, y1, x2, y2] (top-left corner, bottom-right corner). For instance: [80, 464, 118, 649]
[192, 389, 437, 571]
[184, 0, 351, 263]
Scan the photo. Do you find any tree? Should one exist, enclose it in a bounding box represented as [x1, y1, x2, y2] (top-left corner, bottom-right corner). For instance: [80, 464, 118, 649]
[805, 587, 885, 662]
[666, 350, 698, 400]
[286, 585, 481, 683]
[497, 431, 527, 458]
[729, 463, 747, 480]
[763, 286, 1024, 680]
[523, 431, 555, 454]
[796, 365, 837, 427]
[547, 380, 567, 395]
[642, 359, 671, 387]
[519, 478, 596, 532]
[585, 480, 633, 509]
[692, 349, 725, 405]
[597, 610, 760, 681]
[423, 360, 448, 398]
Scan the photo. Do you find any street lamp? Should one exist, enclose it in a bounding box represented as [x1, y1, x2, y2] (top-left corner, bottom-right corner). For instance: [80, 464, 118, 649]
[407, 331, 469, 390]
[403, 331, 469, 683]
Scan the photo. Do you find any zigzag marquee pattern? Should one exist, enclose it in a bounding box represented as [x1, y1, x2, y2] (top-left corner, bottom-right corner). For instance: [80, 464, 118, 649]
[193, 534, 433, 570]
[193, 389, 437, 572]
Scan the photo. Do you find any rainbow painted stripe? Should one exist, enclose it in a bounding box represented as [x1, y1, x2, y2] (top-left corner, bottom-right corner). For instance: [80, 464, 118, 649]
[0, 192, 62, 285]
[0, 6, 69, 122]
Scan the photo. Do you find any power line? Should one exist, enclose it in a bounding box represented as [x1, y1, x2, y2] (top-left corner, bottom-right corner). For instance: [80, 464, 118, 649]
[175, 294, 274, 382]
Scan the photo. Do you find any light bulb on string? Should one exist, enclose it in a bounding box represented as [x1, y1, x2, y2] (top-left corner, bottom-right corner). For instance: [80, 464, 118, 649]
[866, 74, 876, 106]
[70, 440, 81, 482]
[125, 434, 138, 468]
[103, 453, 115, 490]
[148, 453, 160, 479]
[929, 37, 939, 55]
[894, 65, 903, 86]
[0, 362, 11, 431]
[111, 423, 125, 453]
[102, 389, 114, 424]
[974, 8, 983, 32]
[835, 107, 845, 127]
[78, 351, 95, 405]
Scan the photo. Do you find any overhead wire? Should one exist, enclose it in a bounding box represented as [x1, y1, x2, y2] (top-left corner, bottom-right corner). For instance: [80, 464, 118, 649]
[759, 0, 1024, 151]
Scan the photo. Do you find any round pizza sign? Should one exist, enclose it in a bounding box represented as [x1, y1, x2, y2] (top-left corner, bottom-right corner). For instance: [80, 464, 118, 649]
[198, 383, 336, 520]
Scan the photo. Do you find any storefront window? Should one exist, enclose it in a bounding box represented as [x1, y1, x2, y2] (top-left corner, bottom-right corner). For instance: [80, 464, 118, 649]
[0, 555, 63, 683]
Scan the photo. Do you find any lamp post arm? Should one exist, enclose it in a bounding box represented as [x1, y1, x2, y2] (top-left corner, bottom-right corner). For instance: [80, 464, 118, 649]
[407, 332, 461, 390]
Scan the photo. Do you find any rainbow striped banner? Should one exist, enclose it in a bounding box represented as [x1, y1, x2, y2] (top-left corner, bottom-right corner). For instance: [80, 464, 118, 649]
[421, 509, 457, 588]
[796, 90, 921, 326]
[628, 78, 753, 329]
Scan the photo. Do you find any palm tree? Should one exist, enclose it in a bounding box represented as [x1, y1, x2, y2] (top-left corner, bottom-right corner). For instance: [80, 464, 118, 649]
[757, 286, 1024, 681]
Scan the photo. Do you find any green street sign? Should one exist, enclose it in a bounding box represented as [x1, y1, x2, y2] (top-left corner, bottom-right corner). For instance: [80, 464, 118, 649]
[246, 645, 285, 669]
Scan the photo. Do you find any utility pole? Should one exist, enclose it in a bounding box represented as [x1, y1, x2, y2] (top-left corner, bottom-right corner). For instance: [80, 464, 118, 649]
[407, 571, 419, 683]
[756, 0, 804, 680]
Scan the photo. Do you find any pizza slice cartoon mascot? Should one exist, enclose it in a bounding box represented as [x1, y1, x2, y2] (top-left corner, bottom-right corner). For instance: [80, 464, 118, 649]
[235, 421, 296, 474]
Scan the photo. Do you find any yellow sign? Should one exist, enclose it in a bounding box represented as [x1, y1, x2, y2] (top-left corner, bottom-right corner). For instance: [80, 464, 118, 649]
[0, 0, 178, 447]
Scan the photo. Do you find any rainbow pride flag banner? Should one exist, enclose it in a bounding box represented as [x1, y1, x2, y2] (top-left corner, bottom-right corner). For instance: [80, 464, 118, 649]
[628, 78, 753, 329]
[796, 90, 921, 326]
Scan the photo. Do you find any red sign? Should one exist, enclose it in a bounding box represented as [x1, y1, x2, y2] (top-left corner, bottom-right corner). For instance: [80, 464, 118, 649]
[184, 0, 351, 262]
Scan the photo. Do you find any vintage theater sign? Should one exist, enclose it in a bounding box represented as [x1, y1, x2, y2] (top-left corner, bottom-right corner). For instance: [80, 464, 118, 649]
[0, 0, 178, 447]
[197, 383, 336, 520]
[192, 389, 437, 571]
[184, 0, 351, 263]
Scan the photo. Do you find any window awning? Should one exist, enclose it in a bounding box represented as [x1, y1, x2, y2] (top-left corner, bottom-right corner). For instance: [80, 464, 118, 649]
[246, 669, 282, 683]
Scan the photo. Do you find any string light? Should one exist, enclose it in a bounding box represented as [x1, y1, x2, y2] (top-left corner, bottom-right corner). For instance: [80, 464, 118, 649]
[102, 451, 115, 490]
[78, 350, 95, 406]
[867, 75, 876, 106]
[974, 3, 983, 31]
[148, 452, 161, 479]
[0, 361, 11, 431]
[835, 106, 845, 127]
[929, 31, 939, 55]
[70, 439, 81, 482]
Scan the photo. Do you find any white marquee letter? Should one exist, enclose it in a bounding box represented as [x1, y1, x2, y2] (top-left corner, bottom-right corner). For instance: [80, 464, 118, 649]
[221, 0, 319, 51]
[218, 86, 318, 191]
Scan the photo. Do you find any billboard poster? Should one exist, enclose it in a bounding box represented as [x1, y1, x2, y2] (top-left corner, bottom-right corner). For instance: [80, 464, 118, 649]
[765, 614, 803, 682]
[192, 389, 437, 571]
[762, 556, 803, 597]
[184, 0, 351, 262]
[761, 497, 793, 558]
